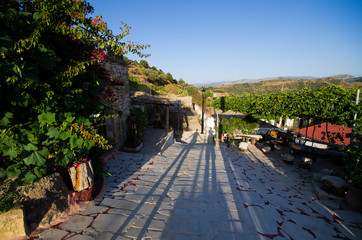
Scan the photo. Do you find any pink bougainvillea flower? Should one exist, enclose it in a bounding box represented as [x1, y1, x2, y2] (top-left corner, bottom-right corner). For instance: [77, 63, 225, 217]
[91, 49, 106, 61]
[83, 158, 87, 162]
[74, 163, 80, 167]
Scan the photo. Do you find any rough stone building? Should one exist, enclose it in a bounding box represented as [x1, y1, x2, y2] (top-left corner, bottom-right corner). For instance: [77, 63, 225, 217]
[101, 53, 131, 149]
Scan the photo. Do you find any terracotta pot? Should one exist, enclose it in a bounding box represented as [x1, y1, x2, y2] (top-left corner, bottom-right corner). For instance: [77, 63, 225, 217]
[345, 185, 362, 212]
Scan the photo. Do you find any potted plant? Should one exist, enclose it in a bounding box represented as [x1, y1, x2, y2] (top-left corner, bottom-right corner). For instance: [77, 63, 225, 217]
[344, 123, 362, 211]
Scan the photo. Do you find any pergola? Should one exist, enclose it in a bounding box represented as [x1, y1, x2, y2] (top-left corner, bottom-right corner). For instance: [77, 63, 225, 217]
[131, 95, 182, 132]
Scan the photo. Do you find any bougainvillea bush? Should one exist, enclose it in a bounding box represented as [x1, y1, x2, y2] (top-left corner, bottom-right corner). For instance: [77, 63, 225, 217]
[0, 0, 149, 185]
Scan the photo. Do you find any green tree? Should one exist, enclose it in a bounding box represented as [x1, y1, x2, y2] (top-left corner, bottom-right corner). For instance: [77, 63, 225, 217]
[0, 0, 149, 184]
[165, 72, 173, 81]
[140, 60, 150, 68]
[178, 78, 185, 86]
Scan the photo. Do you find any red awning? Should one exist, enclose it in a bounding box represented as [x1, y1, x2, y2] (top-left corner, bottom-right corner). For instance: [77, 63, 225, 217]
[293, 123, 352, 146]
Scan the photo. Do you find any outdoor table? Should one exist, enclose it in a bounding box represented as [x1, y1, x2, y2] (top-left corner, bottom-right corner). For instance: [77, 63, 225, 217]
[231, 134, 263, 145]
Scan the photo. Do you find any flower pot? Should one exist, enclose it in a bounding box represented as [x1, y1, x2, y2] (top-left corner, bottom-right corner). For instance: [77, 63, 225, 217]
[68, 160, 94, 192]
[345, 185, 362, 212]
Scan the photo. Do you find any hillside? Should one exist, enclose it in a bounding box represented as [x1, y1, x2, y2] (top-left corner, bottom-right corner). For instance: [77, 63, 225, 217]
[125, 58, 203, 104]
[125, 58, 177, 95]
[208, 77, 362, 95]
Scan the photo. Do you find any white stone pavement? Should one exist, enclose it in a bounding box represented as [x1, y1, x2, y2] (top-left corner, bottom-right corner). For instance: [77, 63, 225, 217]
[38, 131, 362, 240]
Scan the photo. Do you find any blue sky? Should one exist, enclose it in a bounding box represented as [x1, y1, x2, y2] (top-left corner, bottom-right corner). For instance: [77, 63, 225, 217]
[88, 0, 362, 85]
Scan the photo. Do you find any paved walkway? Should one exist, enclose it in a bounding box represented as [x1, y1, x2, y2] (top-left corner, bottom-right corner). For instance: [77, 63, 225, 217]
[38, 131, 362, 240]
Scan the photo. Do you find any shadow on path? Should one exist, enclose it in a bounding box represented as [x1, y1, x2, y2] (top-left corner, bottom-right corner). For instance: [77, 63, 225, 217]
[48, 129, 362, 240]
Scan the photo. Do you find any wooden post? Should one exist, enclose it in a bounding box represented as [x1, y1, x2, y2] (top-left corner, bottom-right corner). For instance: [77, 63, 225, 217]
[201, 95, 205, 134]
[166, 104, 169, 131]
[177, 102, 180, 132]
[354, 89, 360, 126]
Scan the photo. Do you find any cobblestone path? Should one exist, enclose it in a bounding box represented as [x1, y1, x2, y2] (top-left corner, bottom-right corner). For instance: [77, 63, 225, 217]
[39, 132, 362, 240]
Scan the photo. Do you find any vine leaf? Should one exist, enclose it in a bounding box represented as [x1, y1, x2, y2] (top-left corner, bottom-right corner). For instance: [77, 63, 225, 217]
[24, 148, 49, 166]
[38, 112, 56, 126]
[23, 172, 37, 185]
[0, 137, 18, 159]
[34, 166, 47, 178]
[84, 140, 95, 150]
[57, 129, 71, 140]
[0, 112, 13, 126]
[6, 164, 21, 178]
[24, 143, 38, 151]
[60, 112, 75, 124]
[70, 134, 83, 150]
[55, 149, 72, 166]
[46, 126, 59, 138]
[33, 12, 43, 21]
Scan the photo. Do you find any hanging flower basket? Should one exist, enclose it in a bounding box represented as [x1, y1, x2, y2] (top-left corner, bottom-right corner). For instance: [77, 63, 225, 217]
[68, 159, 94, 192]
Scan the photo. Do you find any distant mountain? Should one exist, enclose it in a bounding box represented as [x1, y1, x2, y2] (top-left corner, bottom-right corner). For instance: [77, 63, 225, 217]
[325, 74, 362, 83]
[327, 74, 354, 80]
[194, 81, 234, 87]
[274, 76, 316, 80]
[198, 74, 362, 88]
[197, 76, 317, 87]
[207, 76, 362, 95]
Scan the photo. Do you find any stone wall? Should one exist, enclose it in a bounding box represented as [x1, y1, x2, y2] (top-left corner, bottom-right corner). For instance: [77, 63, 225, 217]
[101, 53, 131, 149]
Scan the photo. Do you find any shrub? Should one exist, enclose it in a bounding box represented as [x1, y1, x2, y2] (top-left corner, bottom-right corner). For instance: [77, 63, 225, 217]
[220, 117, 259, 135]
[165, 84, 179, 95]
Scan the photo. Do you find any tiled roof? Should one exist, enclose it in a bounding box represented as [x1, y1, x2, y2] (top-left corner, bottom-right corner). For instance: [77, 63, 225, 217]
[293, 123, 352, 146]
